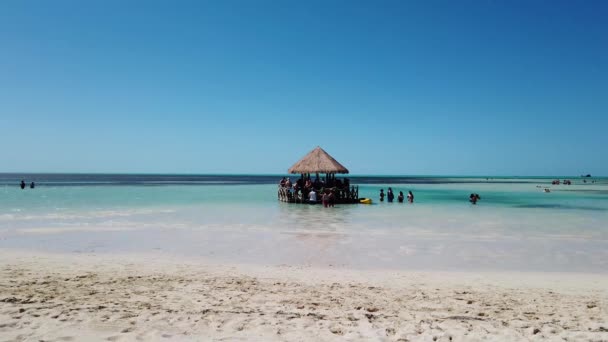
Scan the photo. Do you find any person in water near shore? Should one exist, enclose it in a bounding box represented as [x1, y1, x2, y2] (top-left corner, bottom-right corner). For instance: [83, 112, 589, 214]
[469, 193, 481, 204]
[407, 191, 414, 203]
[379, 189, 385, 202]
[308, 188, 317, 203]
[305, 179, 312, 189]
[387, 188, 394, 202]
[30, 182, 35, 189]
[20, 180, 25, 189]
[398, 191, 404, 203]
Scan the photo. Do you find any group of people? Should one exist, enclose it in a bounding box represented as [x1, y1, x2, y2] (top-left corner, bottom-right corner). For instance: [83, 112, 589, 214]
[379, 188, 482, 205]
[279, 176, 483, 206]
[306, 188, 336, 208]
[379, 188, 414, 203]
[19, 180, 35, 189]
[279, 176, 352, 207]
[279, 176, 350, 192]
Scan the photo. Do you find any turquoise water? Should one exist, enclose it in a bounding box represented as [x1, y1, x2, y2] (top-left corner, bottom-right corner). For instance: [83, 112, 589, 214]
[1, 175, 607, 272]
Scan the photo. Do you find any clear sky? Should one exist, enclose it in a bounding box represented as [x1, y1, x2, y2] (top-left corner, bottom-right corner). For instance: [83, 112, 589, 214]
[1, 0, 606, 176]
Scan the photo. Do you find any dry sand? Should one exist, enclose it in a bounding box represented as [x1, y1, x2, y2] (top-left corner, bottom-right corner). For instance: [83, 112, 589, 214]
[0, 250, 607, 341]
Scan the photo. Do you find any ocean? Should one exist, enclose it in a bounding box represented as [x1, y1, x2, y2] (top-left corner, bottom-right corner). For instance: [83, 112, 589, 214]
[1, 174, 607, 273]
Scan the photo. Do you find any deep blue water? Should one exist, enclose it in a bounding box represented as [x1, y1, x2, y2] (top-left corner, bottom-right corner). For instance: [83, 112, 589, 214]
[1, 173, 606, 186]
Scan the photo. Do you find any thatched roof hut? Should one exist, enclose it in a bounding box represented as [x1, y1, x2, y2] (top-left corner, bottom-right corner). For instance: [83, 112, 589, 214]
[288, 146, 349, 175]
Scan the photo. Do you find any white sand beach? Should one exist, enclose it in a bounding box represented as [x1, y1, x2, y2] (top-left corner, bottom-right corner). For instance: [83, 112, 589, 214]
[1, 250, 606, 341]
[3, 0, 608, 339]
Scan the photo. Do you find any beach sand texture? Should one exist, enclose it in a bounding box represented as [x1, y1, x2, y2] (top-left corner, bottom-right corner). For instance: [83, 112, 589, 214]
[1, 251, 607, 341]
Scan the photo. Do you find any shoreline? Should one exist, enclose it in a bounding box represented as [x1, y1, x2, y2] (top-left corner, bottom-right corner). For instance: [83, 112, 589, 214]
[1, 249, 606, 341]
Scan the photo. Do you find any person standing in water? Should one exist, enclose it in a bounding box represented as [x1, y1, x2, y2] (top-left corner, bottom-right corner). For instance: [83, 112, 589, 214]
[379, 189, 385, 202]
[407, 191, 414, 203]
[308, 188, 317, 204]
[322, 191, 329, 208]
[30, 182, 35, 189]
[398, 191, 404, 203]
[20, 180, 26, 189]
[387, 187, 395, 202]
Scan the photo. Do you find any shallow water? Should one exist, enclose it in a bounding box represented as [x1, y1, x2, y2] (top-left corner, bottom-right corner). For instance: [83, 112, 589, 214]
[1, 174, 607, 272]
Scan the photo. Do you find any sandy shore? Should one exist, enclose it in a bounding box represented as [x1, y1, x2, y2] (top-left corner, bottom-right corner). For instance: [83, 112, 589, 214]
[0, 250, 607, 341]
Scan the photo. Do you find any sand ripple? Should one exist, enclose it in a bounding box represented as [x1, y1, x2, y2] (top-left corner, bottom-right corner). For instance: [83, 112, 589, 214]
[0, 254, 607, 341]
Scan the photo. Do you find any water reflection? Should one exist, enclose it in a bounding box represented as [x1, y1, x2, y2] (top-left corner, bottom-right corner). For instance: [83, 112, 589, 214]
[276, 203, 356, 233]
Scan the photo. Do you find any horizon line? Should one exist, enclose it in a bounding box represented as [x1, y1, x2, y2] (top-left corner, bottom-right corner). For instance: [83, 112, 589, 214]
[0, 172, 603, 178]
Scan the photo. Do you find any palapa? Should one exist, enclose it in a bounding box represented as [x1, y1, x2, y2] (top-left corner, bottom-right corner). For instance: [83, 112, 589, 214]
[288, 146, 349, 174]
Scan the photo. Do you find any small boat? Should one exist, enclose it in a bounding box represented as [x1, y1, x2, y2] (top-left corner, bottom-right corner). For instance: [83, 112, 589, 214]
[359, 198, 372, 204]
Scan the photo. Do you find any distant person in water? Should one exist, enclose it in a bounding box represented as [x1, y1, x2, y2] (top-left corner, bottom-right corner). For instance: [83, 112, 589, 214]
[308, 188, 317, 204]
[30, 182, 35, 189]
[398, 191, 404, 203]
[379, 189, 385, 202]
[20, 180, 25, 190]
[407, 191, 414, 203]
[387, 188, 394, 202]
[328, 190, 335, 207]
[469, 193, 480, 204]
[322, 191, 329, 208]
[305, 179, 312, 189]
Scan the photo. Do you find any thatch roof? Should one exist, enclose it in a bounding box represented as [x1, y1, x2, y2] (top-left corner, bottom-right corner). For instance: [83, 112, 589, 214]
[288, 147, 349, 174]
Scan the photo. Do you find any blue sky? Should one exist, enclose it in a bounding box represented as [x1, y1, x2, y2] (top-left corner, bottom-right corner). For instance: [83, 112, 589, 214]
[1, 0, 606, 175]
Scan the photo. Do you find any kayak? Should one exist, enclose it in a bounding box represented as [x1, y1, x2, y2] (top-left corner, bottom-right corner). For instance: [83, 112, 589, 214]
[359, 198, 372, 204]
